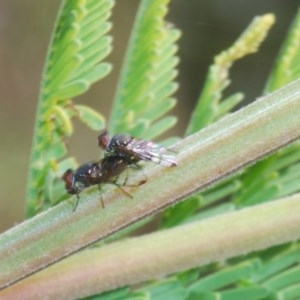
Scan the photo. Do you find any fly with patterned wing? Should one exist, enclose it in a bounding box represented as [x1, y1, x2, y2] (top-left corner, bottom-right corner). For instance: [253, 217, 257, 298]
[97, 130, 178, 167]
[62, 131, 178, 210]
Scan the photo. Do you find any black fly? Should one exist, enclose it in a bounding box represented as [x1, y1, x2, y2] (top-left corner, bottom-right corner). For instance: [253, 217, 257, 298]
[62, 131, 177, 210]
[97, 131, 178, 167]
[62, 156, 145, 210]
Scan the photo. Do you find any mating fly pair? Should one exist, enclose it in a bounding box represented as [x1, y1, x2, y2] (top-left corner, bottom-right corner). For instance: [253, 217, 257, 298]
[62, 131, 178, 210]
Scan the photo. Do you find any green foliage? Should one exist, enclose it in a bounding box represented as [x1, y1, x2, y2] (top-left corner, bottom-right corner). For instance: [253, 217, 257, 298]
[161, 13, 275, 228]
[109, 0, 180, 138]
[157, 6, 300, 300]
[186, 14, 275, 135]
[265, 6, 300, 93]
[184, 244, 300, 299]
[233, 5, 300, 212]
[231, 4, 300, 214]
[26, 0, 114, 217]
[161, 7, 300, 226]
[90, 245, 300, 300]
[26, 0, 180, 217]
[20, 0, 300, 299]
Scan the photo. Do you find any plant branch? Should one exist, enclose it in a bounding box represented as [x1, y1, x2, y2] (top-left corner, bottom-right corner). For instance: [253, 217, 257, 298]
[2, 193, 300, 299]
[1, 78, 300, 289]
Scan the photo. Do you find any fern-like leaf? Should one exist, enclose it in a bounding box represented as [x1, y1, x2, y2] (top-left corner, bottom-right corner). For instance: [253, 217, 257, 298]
[265, 6, 300, 92]
[186, 14, 275, 135]
[234, 6, 300, 208]
[26, 0, 114, 217]
[161, 14, 275, 229]
[109, 0, 180, 140]
[177, 8, 300, 300]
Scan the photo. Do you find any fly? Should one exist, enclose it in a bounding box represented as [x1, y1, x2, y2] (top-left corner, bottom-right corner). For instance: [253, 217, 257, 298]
[97, 131, 178, 167]
[62, 156, 145, 210]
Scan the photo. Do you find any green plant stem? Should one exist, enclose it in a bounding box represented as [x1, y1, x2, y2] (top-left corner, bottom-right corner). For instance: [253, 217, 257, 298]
[2, 193, 300, 299]
[1, 78, 300, 290]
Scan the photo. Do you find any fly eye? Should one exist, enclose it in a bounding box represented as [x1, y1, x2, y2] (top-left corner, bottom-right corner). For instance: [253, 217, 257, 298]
[62, 169, 75, 193]
[97, 130, 110, 150]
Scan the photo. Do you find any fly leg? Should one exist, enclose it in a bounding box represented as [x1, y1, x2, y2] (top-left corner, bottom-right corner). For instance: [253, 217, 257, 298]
[72, 193, 80, 212]
[111, 179, 133, 199]
[97, 184, 105, 209]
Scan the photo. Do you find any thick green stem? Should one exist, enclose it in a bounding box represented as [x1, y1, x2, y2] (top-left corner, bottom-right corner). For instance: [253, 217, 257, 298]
[2, 193, 300, 299]
[1, 78, 300, 290]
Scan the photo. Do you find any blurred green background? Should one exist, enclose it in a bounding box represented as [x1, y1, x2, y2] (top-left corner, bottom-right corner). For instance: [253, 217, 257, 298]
[0, 1, 298, 232]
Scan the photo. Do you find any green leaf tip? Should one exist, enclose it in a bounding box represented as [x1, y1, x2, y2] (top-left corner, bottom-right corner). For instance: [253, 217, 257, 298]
[186, 14, 275, 134]
[52, 105, 73, 137]
[74, 104, 105, 131]
[265, 7, 300, 92]
[215, 14, 275, 67]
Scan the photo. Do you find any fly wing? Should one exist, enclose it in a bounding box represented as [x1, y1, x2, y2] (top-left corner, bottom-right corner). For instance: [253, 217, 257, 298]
[105, 134, 178, 167]
[124, 138, 178, 167]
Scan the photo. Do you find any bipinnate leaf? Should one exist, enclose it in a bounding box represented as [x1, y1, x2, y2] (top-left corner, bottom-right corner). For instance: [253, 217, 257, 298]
[26, 0, 114, 216]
